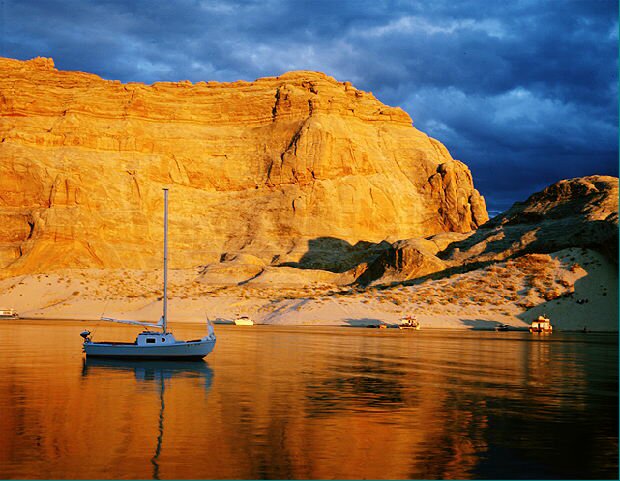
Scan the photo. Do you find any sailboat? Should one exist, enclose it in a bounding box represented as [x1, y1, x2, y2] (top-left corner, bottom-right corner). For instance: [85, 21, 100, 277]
[80, 188, 216, 360]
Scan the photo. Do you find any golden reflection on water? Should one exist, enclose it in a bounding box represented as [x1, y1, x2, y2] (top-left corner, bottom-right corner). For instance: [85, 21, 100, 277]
[0, 321, 616, 479]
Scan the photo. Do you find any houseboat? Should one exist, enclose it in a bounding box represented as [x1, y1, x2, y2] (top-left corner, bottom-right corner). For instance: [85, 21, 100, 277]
[399, 315, 420, 330]
[529, 315, 553, 333]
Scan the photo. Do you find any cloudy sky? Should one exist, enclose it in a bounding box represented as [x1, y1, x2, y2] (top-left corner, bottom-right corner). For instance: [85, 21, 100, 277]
[2, 0, 617, 212]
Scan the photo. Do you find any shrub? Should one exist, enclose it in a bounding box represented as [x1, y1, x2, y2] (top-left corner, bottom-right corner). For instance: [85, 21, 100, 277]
[544, 289, 561, 301]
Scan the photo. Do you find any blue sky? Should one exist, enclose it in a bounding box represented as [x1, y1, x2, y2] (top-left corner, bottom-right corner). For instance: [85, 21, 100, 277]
[2, 0, 618, 213]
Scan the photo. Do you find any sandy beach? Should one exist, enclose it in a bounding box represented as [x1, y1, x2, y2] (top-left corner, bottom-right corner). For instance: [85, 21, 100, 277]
[1, 247, 616, 331]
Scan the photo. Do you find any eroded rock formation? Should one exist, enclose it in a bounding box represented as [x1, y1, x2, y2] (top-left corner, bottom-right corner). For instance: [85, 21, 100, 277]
[0, 56, 487, 275]
[352, 176, 619, 286]
[438, 175, 619, 265]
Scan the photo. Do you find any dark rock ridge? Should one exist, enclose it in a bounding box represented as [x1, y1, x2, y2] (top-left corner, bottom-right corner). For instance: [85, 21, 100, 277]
[355, 176, 618, 285]
[441, 175, 618, 265]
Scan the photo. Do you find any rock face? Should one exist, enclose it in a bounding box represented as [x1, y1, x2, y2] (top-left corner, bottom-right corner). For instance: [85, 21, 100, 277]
[354, 238, 447, 286]
[439, 175, 619, 266]
[0, 56, 487, 275]
[350, 176, 618, 286]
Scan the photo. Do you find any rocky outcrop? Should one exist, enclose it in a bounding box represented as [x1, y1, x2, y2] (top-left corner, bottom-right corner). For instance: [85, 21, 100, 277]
[349, 176, 618, 286]
[0, 56, 487, 275]
[438, 176, 619, 266]
[354, 238, 446, 286]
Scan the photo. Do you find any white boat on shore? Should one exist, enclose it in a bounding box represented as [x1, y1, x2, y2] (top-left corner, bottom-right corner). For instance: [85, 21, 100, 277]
[529, 314, 553, 333]
[80, 189, 216, 360]
[399, 315, 420, 330]
[234, 316, 254, 326]
[0, 308, 19, 319]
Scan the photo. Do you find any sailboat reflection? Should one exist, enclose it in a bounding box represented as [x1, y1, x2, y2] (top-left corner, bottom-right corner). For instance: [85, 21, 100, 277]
[82, 358, 214, 389]
[81, 359, 214, 479]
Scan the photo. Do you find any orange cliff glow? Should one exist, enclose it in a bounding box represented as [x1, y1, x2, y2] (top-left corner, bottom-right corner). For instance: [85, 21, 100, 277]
[0, 56, 487, 277]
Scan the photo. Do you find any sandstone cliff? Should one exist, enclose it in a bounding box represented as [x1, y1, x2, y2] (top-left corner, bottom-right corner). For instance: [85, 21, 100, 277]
[353, 176, 618, 286]
[0, 56, 487, 275]
[438, 175, 618, 266]
[0, 177, 616, 330]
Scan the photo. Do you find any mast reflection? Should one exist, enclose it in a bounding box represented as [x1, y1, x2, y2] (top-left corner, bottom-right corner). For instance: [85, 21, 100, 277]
[81, 359, 214, 479]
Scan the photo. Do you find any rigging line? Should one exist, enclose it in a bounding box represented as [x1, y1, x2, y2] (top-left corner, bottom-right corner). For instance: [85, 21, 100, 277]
[99, 298, 110, 319]
[91, 299, 110, 340]
[202, 297, 211, 322]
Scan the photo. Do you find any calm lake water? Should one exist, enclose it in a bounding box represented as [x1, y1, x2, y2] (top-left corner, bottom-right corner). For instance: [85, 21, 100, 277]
[0, 320, 617, 480]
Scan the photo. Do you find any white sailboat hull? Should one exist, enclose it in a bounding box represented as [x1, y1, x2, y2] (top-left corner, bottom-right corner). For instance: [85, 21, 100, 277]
[84, 337, 215, 360]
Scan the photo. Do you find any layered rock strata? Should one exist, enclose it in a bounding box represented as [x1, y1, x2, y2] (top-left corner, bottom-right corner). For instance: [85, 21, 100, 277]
[0, 56, 487, 275]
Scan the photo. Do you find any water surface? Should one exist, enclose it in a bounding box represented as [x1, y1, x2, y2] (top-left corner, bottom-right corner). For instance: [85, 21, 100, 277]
[0, 321, 617, 479]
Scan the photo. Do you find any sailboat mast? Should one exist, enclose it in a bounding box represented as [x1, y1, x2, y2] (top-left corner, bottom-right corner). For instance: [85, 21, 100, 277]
[162, 188, 168, 333]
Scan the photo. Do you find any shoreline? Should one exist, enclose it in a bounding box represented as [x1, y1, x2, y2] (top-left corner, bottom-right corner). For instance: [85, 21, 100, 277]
[6, 316, 618, 333]
[1, 247, 617, 332]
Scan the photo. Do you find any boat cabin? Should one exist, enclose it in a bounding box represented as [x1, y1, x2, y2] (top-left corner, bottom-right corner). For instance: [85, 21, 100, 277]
[136, 331, 177, 346]
[530, 315, 553, 333]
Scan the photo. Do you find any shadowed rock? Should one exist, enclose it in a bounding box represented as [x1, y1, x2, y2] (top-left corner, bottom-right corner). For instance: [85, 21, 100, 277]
[439, 176, 618, 266]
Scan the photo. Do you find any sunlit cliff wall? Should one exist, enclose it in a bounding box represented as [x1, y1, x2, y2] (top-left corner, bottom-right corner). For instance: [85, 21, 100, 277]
[0, 57, 487, 274]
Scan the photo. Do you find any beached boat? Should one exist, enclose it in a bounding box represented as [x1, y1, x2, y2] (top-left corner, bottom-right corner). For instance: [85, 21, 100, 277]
[80, 189, 216, 360]
[234, 316, 254, 326]
[0, 308, 19, 319]
[495, 323, 510, 331]
[399, 315, 420, 330]
[529, 315, 553, 333]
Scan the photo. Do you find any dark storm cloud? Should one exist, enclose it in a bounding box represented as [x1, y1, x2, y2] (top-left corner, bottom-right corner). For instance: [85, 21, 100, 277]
[2, 0, 617, 212]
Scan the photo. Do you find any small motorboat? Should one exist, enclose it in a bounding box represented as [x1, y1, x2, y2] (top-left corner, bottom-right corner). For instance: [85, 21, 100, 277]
[0, 308, 19, 319]
[399, 315, 420, 330]
[234, 316, 254, 326]
[529, 315, 553, 333]
[495, 323, 510, 331]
